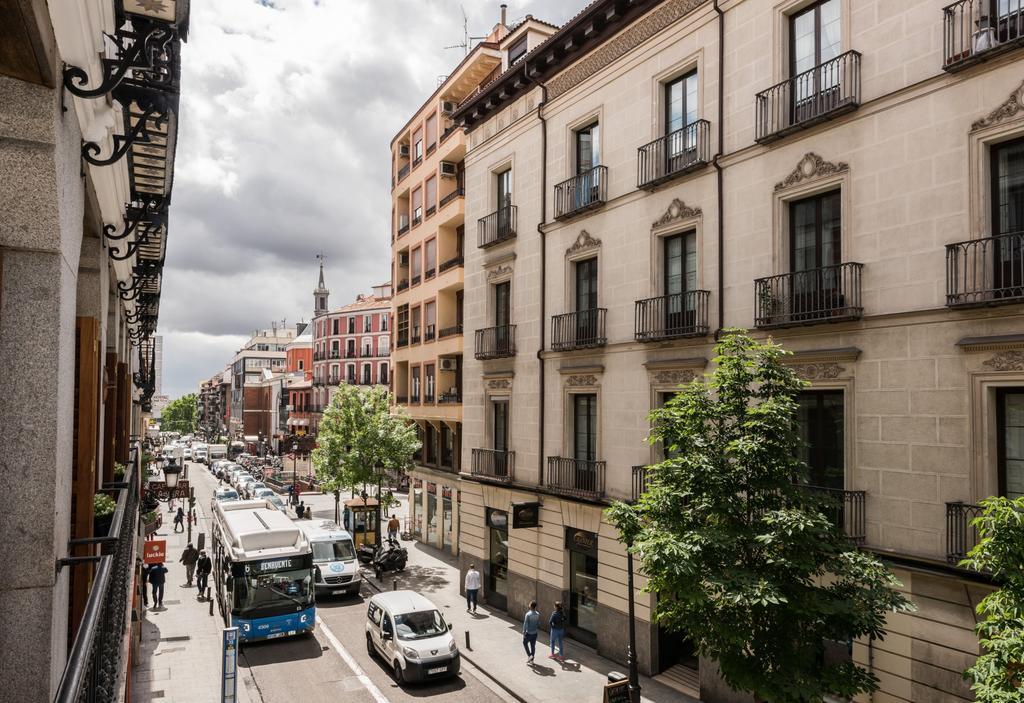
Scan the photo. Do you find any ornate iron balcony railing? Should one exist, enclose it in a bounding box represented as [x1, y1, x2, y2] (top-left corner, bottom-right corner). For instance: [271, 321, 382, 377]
[472, 449, 515, 482]
[478, 205, 517, 248]
[755, 51, 861, 143]
[754, 262, 863, 329]
[631, 465, 649, 503]
[946, 501, 985, 565]
[944, 0, 1024, 70]
[551, 308, 607, 351]
[946, 231, 1024, 307]
[634, 290, 710, 341]
[546, 457, 605, 501]
[475, 325, 516, 360]
[803, 485, 867, 545]
[555, 165, 608, 219]
[637, 120, 711, 189]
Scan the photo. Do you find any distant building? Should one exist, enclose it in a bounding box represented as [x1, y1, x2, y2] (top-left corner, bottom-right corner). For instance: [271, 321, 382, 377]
[229, 325, 297, 445]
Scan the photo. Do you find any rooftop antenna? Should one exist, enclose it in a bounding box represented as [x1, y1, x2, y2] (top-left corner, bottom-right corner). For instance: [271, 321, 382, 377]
[444, 4, 488, 56]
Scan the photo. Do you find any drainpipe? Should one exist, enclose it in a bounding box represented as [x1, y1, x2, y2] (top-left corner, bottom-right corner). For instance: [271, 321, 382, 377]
[527, 68, 549, 486]
[712, 0, 726, 339]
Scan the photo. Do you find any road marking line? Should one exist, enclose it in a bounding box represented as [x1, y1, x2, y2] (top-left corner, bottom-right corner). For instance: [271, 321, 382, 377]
[316, 616, 391, 703]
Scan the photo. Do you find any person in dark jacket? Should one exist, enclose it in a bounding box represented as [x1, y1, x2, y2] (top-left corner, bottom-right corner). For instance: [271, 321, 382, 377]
[195, 550, 212, 598]
[180, 543, 199, 586]
[148, 562, 168, 608]
[173, 507, 185, 533]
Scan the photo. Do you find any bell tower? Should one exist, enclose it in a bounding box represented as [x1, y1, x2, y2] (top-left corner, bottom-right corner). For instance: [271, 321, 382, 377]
[314, 253, 329, 316]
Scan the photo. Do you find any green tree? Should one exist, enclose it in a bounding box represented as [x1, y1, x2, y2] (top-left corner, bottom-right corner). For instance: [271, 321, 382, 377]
[607, 331, 912, 703]
[161, 393, 197, 435]
[312, 384, 420, 531]
[962, 497, 1024, 702]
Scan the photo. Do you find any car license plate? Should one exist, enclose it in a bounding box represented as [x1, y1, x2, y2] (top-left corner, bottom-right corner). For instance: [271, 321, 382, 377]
[332, 589, 346, 595]
[427, 666, 446, 675]
[266, 632, 285, 639]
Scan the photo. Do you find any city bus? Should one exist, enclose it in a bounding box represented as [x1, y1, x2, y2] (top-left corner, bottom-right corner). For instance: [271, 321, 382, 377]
[211, 499, 316, 642]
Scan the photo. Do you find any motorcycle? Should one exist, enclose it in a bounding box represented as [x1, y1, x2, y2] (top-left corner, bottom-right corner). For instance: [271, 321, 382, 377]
[371, 538, 408, 579]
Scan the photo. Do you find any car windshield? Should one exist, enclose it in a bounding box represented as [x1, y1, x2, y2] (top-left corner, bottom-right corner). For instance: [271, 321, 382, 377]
[218, 490, 238, 500]
[269, 497, 285, 509]
[394, 609, 447, 641]
[234, 568, 312, 614]
[312, 540, 356, 562]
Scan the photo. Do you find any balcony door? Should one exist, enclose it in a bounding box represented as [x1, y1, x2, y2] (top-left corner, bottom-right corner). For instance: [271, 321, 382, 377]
[790, 0, 841, 123]
[664, 232, 698, 334]
[574, 394, 598, 463]
[796, 390, 844, 490]
[993, 0, 1023, 44]
[493, 399, 509, 478]
[997, 389, 1024, 500]
[575, 258, 598, 342]
[575, 122, 601, 210]
[790, 191, 842, 320]
[992, 137, 1024, 298]
[665, 70, 698, 172]
[496, 169, 512, 235]
[494, 281, 510, 354]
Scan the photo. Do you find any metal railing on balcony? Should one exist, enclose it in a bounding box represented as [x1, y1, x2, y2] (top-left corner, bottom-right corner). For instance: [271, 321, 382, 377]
[439, 255, 464, 273]
[803, 485, 867, 545]
[411, 275, 421, 286]
[425, 324, 436, 342]
[551, 308, 607, 351]
[345, 350, 357, 359]
[394, 395, 408, 404]
[946, 231, 1024, 307]
[440, 187, 464, 208]
[546, 457, 606, 501]
[330, 350, 341, 359]
[555, 165, 608, 219]
[754, 262, 863, 329]
[397, 279, 409, 292]
[426, 205, 436, 218]
[396, 334, 409, 348]
[637, 120, 711, 189]
[755, 51, 861, 143]
[472, 449, 515, 482]
[634, 290, 710, 341]
[475, 325, 516, 359]
[397, 163, 410, 182]
[397, 222, 410, 238]
[438, 389, 461, 404]
[944, 0, 1024, 70]
[946, 501, 985, 565]
[412, 214, 422, 228]
[631, 465, 650, 502]
[478, 205, 517, 248]
[54, 464, 139, 703]
[439, 323, 464, 339]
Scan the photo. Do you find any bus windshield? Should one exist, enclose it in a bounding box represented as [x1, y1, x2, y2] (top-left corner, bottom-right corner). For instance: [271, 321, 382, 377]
[234, 568, 312, 614]
[312, 540, 356, 562]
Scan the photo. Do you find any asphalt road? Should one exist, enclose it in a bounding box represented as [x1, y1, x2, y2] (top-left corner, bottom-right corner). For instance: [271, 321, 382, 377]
[184, 460, 507, 703]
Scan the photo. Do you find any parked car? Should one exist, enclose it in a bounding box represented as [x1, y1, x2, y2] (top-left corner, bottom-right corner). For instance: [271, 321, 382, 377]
[243, 481, 267, 499]
[182, 447, 192, 460]
[365, 591, 459, 685]
[235, 475, 256, 495]
[266, 494, 287, 512]
[211, 487, 239, 511]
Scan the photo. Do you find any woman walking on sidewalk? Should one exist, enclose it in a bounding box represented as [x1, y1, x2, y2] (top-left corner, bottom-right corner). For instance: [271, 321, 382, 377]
[548, 602, 566, 660]
[522, 601, 540, 663]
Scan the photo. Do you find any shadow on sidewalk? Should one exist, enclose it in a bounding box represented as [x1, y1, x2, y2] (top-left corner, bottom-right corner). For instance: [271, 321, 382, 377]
[238, 633, 325, 667]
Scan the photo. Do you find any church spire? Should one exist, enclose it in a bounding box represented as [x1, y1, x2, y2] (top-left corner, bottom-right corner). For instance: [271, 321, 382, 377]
[314, 252, 329, 316]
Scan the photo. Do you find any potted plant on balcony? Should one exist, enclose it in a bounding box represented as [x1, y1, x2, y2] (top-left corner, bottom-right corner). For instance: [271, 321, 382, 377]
[757, 287, 787, 326]
[114, 462, 127, 480]
[94, 492, 117, 537]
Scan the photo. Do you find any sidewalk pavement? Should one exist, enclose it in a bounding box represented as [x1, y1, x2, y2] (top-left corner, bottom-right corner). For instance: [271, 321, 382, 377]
[132, 480, 257, 703]
[298, 490, 699, 703]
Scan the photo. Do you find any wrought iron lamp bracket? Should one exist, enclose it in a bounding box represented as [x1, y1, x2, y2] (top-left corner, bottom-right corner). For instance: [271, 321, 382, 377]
[83, 103, 168, 167]
[62, 22, 174, 100]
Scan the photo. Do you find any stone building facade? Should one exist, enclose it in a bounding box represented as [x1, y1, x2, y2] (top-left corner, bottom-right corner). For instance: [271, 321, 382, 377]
[454, 0, 1023, 700]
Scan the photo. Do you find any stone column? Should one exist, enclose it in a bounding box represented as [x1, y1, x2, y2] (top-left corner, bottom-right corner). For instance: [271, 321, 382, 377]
[0, 74, 86, 701]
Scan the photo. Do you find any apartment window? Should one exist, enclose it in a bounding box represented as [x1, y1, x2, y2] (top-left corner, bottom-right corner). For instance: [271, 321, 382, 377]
[425, 363, 435, 402]
[425, 238, 437, 277]
[791, 0, 841, 111]
[346, 339, 355, 357]
[796, 390, 844, 489]
[332, 318, 340, 335]
[575, 258, 598, 312]
[426, 113, 437, 149]
[412, 188, 423, 223]
[441, 424, 455, 469]
[508, 36, 528, 65]
[348, 317, 356, 334]
[992, 137, 1024, 293]
[379, 336, 390, 355]
[493, 399, 509, 451]
[575, 122, 600, 173]
[456, 289, 464, 326]
[494, 281, 511, 327]
[397, 305, 409, 343]
[412, 306, 422, 342]
[426, 175, 437, 213]
[411, 366, 421, 402]
[413, 127, 423, 161]
[380, 363, 389, 385]
[424, 301, 436, 340]
[362, 364, 372, 385]
[573, 394, 598, 462]
[997, 389, 1024, 499]
[380, 313, 389, 331]
[298, 359, 304, 371]
[362, 337, 372, 355]
[411, 246, 422, 283]
[426, 424, 439, 465]
[364, 315, 372, 333]
[496, 168, 512, 208]
[665, 70, 698, 136]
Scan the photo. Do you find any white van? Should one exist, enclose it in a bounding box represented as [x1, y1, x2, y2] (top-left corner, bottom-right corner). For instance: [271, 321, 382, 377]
[365, 591, 459, 684]
[193, 444, 208, 463]
[300, 521, 360, 597]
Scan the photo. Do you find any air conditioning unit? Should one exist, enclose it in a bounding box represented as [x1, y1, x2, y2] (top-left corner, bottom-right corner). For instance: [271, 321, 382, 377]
[398, 143, 410, 157]
[439, 358, 458, 372]
[439, 161, 458, 178]
[441, 100, 457, 116]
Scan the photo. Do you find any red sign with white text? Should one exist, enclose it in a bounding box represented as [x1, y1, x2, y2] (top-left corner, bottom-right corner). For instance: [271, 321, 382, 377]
[143, 539, 167, 564]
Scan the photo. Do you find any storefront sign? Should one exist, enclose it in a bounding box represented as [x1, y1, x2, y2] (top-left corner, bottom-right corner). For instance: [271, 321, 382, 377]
[603, 679, 630, 703]
[143, 539, 166, 564]
[512, 502, 540, 529]
[564, 527, 599, 558]
[486, 507, 508, 530]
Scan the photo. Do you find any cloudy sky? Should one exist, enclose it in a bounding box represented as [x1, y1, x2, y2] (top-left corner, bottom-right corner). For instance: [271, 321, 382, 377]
[159, 0, 582, 399]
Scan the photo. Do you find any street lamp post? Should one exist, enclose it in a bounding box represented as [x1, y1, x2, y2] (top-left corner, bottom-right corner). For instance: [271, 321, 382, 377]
[291, 441, 298, 505]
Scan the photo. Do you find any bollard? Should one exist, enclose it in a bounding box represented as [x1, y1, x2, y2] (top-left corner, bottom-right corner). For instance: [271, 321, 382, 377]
[209, 591, 214, 617]
[465, 631, 471, 650]
[393, 578, 397, 591]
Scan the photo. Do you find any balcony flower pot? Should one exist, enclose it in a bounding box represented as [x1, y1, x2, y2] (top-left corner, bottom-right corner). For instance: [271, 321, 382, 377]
[94, 492, 116, 537]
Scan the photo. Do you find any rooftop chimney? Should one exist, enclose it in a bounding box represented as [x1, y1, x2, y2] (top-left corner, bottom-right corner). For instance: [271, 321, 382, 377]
[500, 3, 507, 26]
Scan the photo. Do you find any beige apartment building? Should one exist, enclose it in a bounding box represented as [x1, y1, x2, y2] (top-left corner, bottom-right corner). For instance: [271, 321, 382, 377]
[389, 10, 559, 555]
[454, 0, 1024, 701]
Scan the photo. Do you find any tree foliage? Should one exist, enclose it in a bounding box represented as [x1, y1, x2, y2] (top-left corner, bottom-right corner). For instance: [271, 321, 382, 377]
[161, 394, 197, 435]
[962, 497, 1024, 702]
[607, 331, 912, 703]
[312, 384, 420, 495]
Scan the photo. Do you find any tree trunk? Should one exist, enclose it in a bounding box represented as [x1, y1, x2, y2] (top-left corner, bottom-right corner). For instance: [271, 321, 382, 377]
[334, 489, 340, 525]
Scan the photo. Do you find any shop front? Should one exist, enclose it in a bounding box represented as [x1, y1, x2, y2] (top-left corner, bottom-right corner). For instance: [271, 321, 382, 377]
[486, 507, 509, 611]
[565, 527, 599, 647]
[406, 471, 460, 557]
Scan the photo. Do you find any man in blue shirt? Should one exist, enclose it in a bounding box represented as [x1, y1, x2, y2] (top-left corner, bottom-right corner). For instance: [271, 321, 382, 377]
[522, 600, 540, 663]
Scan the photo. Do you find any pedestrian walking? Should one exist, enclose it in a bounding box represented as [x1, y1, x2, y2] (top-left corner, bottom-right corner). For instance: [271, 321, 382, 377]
[173, 507, 184, 533]
[464, 563, 481, 613]
[149, 562, 168, 608]
[179, 543, 199, 586]
[548, 601, 566, 660]
[196, 550, 212, 598]
[387, 514, 401, 543]
[522, 600, 540, 663]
